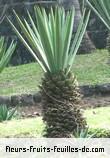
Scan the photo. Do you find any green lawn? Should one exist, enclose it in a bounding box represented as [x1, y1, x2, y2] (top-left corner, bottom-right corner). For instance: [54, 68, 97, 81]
[0, 107, 110, 137]
[0, 117, 44, 138]
[0, 49, 110, 96]
[85, 107, 110, 129]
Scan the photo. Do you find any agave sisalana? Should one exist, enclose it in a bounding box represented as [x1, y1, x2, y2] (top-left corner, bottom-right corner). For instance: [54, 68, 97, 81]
[0, 37, 16, 73]
[8, 6, 90, 137]
[86, 0, 110, 30]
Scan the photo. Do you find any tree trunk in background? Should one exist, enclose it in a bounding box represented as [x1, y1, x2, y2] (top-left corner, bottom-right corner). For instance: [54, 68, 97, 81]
[0, 1, 7, 23]
[59, 0, 96, 53]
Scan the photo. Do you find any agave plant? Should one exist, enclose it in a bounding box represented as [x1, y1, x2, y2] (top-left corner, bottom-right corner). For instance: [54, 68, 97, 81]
[0, 37, 16, 73]
[8, 6, 90, 137]
[86, 0, 110, 30]
[0, 104, 17, 122]
[74, 127, 95, 138]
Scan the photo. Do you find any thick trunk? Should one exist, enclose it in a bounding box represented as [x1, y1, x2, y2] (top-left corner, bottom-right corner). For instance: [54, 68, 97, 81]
[40, 71, 86, 138]
[59, 0, 95, 53]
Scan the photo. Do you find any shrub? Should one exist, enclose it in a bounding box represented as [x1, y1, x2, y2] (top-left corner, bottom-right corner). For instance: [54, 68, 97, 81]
[73, 127, 95, 138]
[73, 127, 110, 138]
[0, 104, 17, 122]
[88, 128, 110, 138]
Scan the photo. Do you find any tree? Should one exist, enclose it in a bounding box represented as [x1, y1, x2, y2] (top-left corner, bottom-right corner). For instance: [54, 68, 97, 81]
[59, 0, 95, 53]
[8, 6, 90, 138]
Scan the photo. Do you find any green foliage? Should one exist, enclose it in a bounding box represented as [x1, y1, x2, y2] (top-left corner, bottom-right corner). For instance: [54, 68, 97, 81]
[73, 127, 110, 138]
[88, 128, 110, 138]
[73, 127, 93, 138]
[0, 105, 17, 122]
[0, 37, 16, 73]
[86, 0, 110, 30]
[8, 6, 90, 74]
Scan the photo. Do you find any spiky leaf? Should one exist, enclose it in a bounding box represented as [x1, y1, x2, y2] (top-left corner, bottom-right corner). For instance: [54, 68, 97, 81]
[8, 6, 90, 74]
[0, 37, 16, 73]
[86, 0, 110, 30]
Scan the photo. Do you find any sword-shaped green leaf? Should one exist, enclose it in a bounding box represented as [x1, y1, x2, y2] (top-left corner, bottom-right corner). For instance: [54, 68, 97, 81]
[0, 37, 16, 73]
[8, 6, 90, 74]
[86, 0, 110, 30]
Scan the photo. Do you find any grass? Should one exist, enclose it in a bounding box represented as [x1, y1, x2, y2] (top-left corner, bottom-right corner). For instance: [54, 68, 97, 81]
[0, 49, 110, 96]
[0, 117, 44, 138]
[0, 107, 110, 137]
[85, 107, 110, 129]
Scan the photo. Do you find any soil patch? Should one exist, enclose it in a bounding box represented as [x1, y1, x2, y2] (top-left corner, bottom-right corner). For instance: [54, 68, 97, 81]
[82, 95, 110, 109]
[17, 95, 110, 118]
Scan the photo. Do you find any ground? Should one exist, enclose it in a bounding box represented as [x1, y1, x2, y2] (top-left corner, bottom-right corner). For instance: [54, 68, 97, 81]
[0, 107, 110, 137]
[14, 95, 110, 118]
[83, 95, 110, 108]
